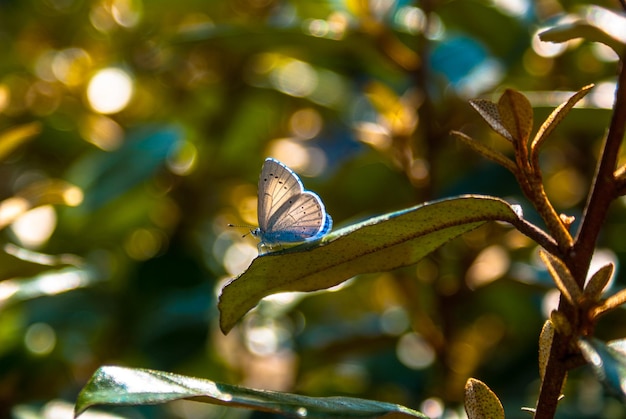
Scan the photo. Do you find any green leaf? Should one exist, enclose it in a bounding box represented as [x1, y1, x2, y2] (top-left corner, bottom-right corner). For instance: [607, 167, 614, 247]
[68, 125, 181, 211]
[464, 378, 505, 419]
[219, 195, 521, 333]
[584, 263, 614, 301]
[531, 85, 594, 159]
[450, 130, 517, 173]
[539, 6, 626, 56]
[75, 366, 429, 419]
[539, 250, 582, 306]
[498, 89, 533, 145]
[538, 320, 554, 382]
[578, 337, 626, 401]
[469, 99, 514, 142]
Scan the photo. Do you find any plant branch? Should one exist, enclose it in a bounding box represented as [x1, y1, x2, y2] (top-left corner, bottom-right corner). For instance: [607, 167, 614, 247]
[535, 332, 568, 419]
[509, 216, 560, 255]
[535, 57, 626, 419]
[571, 58, 626, 283]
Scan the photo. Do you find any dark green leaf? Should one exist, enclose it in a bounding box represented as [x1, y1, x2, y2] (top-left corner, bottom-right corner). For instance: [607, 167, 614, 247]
[219, 195, 521, 333]
[75, 366, 429, 419]
[68, 126, 181, 211]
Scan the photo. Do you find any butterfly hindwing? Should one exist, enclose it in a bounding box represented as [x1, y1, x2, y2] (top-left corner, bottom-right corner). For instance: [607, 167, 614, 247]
[266, 191, 326, 240]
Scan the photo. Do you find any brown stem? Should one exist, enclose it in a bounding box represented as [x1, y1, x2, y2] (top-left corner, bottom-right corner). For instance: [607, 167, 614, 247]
[534, 58, 626, 418]
[511, 167, 572, 252]
[570, 59, 626, 283]
[509, 216, 560, 255]
[534, 320, 570, 419]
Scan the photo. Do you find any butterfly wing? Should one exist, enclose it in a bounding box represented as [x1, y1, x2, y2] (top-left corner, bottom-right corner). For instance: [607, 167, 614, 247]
[264, 191, 329, 243]
[257, 158, 332, 245]
[257, 158, 304, 233]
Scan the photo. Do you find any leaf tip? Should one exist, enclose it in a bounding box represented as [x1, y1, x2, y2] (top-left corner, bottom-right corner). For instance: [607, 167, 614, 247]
[464, 378, 505, 419]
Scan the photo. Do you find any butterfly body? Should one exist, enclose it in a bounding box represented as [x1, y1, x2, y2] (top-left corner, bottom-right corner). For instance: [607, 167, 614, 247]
[252, 158, 332, 253]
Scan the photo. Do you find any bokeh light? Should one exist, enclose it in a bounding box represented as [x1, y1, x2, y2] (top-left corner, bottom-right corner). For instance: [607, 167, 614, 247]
[24, 322, 56, 356]
[393, 6, 426, 35]
[396, 332, 436, 370]
[420, 398, 444, 419]
[532, 29, 568, 58]
[466, 245, 510, 289]
[289, 108, 323, 140]
[80, 114, 125, 150]
[124, 228, 166, 261]
[266, 138, 328, 177]
[223, 242, 257, 276]
[87, 68, 134, 114]
[11, 205, 56, 248]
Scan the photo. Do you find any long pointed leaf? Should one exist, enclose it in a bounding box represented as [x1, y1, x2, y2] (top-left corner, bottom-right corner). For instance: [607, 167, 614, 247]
[219, 195, 521, 333]
[75, 366, 428, 419]
[531, 85, 593, 161]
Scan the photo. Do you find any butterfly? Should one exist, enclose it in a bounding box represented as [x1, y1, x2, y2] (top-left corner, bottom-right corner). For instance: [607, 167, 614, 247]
[251, 158, 332, 253]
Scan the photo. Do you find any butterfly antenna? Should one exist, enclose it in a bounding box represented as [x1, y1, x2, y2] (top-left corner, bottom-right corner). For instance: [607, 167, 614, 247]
[228, 223, 256, 238]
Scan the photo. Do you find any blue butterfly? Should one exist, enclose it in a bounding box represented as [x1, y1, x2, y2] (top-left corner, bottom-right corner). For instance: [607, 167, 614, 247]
[252, 158, 332, 253]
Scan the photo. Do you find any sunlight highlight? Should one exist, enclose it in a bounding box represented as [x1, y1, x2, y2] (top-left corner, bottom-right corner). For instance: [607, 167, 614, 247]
[223, 242, 257, 276]
[584, 6, 626, 44]
[466, 245, 510, 289]
[81, 115, 125, 150]
[266, 138, 328, 177]
[532, 28, 569, 58]
[51, 48, 92, 86]
[11, 205, 56, 248]
[0, 197, 29, 229]
[393, 6, 426, 34]
[111, 0, 142, 28]
[87, 68, 134, 114]
[272, 59, 318, 98]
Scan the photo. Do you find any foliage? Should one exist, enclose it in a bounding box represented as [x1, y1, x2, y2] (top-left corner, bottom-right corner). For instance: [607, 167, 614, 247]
[2, 1, 626, 419]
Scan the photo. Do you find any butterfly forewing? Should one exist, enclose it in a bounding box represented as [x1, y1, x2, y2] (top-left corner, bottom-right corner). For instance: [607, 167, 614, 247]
[257, 159, 303, 231]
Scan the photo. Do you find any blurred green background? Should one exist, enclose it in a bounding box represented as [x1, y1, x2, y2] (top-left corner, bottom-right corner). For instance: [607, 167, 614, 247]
[2, 0, 626, 418]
